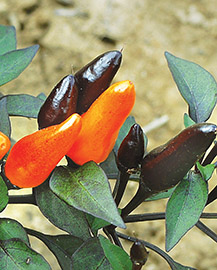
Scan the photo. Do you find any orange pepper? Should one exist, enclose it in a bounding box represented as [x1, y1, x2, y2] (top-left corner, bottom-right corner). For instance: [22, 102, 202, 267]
[5, 113, 82, 188]
[0, 132, 11, 160]
[67, 80, 135, 165]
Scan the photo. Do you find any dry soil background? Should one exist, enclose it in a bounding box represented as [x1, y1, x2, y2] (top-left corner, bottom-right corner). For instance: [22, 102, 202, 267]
[1, 0, 217, 269]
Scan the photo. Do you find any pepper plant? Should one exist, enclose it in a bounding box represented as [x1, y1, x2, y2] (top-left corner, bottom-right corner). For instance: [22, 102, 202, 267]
[0, 24, 217, 270]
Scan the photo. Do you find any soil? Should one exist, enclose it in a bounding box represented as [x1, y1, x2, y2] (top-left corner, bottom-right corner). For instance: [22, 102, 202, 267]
[1, 0, 217, 269]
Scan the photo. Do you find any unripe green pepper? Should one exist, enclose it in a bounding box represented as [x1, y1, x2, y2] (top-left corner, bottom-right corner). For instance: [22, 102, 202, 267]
[141, 123, 217, 192]
[75, 50, 122, 114]
[117, 123, 144, 173]
[38, 75, 78, 129]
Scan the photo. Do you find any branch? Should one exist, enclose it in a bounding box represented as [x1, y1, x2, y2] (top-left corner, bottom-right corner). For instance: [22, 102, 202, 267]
[195, 220, 217, 243]
[124, 212, 217, 223]
[8, 194, 37, 205]
[116, 232, 190, 269]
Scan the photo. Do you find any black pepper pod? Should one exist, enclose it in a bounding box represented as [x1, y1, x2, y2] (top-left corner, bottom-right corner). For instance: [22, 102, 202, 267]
[116, 123, 145, 173]
[130, 241, 149, 269]
[37, 75, 78, 129]
[75, 50, 122, 114]
[141, 123, 217, 193]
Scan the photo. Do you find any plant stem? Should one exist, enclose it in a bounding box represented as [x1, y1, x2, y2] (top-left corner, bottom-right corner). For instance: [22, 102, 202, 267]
[202, 143, 217, 166]
[116, 232, 184, 269]
[114, 171, 129, 206]
[196, 220, 217, 243]
[8, 194, 37, 205]
[206, 185, 217, 206]
[103, 226, 123, 248]
[124, 212, 217, 223]
[121, 183, 153, 218]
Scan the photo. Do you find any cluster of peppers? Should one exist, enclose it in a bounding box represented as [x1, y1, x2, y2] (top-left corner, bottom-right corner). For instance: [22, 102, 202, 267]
[1, 50, 217, 221]
[3, 50, 137, 188]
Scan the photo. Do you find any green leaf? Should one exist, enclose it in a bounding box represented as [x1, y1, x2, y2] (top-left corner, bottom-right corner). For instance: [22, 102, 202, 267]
[100, 151, 119, 179]
[26, 229, 83, 270]
[71, 237, 111, 270]
[166, 171, 208, 251]
[145, 187, 176, 201]
[0, 239, 51, 269]
[34, 181, 91, 241]
[49, 162, 125, 229]
[196, 162, 215, 181]
[0, 97, 11, 137]
[5, 94, 44, 118]
[0, 176, 8, 212]
[0, 218, 29, 246]
[183, 113, 195, 128]
[0, 45, 39, 86]
[36, 92, 46, 101]
[165, 51, 217, 123]
[99, 235, 132, 270]
[86, 209, 122, 236]
[0, 25, 16, 55]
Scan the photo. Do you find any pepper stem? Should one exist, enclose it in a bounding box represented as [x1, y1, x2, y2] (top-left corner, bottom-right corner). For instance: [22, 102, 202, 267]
[8, 194, 37, 205]
[121, 183, 153, 219]
[114, 171, 130, 207]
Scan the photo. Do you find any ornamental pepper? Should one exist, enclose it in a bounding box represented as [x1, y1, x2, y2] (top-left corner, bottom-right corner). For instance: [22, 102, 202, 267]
[75, 50, 122, 114]
[121, 123, 217, 218]
[0, 132, 11, 160]
[67, 80, 135, 165]
[115, 124, 145, 206]
[38, 75, 78, 129]
[5, 113, 81, 188]
[141, 123, 217, 192]
[117, 123, 145, 173]
[130, 240, 149, 269]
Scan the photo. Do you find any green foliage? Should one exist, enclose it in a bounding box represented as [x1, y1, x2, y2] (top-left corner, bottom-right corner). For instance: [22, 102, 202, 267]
[165, 51, 217, 123]
[166, 172, 208, 251]
[49, 162, 125, 229]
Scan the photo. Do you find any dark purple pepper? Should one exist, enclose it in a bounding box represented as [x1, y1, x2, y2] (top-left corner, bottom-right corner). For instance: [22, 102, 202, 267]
[130, 241, 149, 267]
[37, 75, 78, 129]
[141, 123, 217, 192]
[75, 50, 122, 114]
[117, 124, 144, 173]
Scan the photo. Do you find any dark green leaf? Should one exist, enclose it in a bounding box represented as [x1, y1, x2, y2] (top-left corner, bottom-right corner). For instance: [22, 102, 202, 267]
[145, 187, 176, 201]
[5, 94, 44, 118]
[0, 45, 39, 86]
[0, 97, 11, 137]
[0, 176, 8, 212]
[86, 209, 122, 236]
[34, 181, 91, 241]
[0, 218, 29, 245]
[165, 51, 217, 122]
[166, 172, 208, 251]
[183, 113, 195, 128]
[0, 25, 16, 55]
[196, 162, 215, 181]
[100, 151, 119, 179]
[0, 239, 51, 269]
[99, 235, 132, 270]
[71, 237, 111, 270]
[26, 229, 83, 270]
[49, 162, 125, 229]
